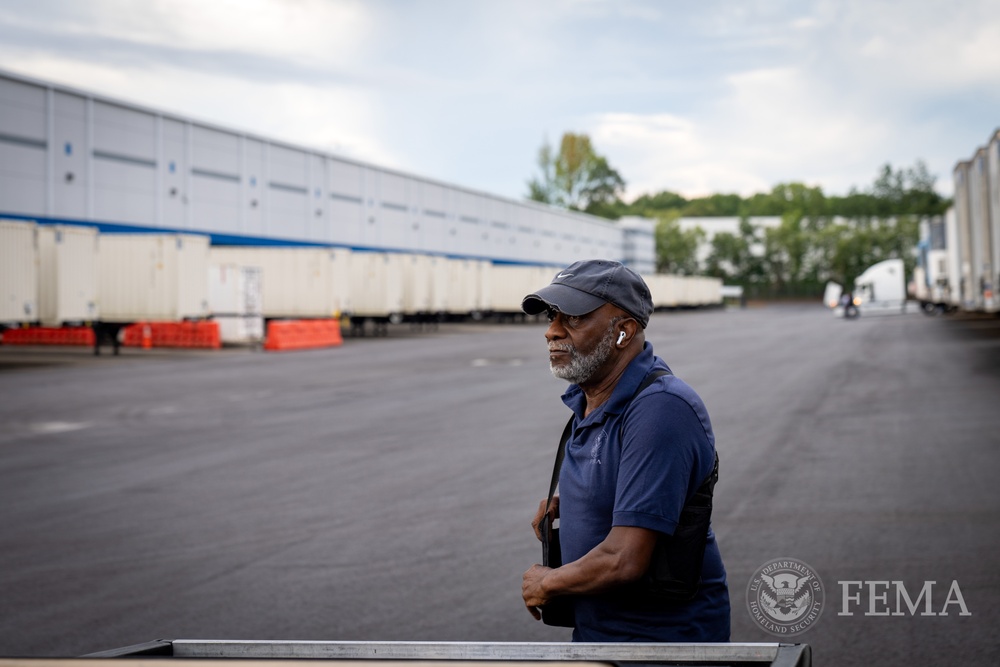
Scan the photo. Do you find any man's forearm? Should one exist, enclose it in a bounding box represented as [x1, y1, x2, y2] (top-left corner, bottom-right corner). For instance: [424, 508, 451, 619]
[523, 525, 658, 609]
[547, 549, 643, 596]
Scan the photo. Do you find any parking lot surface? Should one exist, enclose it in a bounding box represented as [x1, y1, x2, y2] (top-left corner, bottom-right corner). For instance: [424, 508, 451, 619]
[1, 306, 997, 664]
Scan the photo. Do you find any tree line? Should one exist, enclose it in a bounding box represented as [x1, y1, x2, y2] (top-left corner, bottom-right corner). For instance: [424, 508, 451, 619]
[527, 133, 950, 298]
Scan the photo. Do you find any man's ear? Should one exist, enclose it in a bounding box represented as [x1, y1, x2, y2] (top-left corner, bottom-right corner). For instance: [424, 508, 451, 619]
[617, 318, 639, 348]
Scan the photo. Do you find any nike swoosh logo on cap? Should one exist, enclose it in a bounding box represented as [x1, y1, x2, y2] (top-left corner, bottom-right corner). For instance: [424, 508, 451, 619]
[557, 273, 573, 278]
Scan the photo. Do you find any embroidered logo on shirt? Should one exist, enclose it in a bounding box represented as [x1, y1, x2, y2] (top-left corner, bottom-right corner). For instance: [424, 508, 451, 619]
[591, 430, 607, 464]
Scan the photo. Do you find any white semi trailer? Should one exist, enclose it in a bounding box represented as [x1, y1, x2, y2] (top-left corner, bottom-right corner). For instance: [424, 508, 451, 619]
[0, 219, 39, 326]
[38, 224, 99, 326]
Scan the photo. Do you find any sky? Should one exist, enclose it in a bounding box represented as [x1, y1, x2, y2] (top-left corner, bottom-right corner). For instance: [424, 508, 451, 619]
[1, 0, 997, 202]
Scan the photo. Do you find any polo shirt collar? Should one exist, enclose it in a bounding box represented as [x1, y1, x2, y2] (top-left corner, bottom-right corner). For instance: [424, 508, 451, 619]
[561, 342, 657, 422]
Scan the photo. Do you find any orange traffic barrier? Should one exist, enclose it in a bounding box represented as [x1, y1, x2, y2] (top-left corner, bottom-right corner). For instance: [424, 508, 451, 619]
[0, 326, 96, 346]
[264, 319, 343, 351]
[122, 321, 221, 349]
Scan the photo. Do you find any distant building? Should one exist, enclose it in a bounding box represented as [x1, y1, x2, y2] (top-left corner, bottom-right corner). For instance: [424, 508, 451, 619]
[618, 216, 657, 274]
[677, 216, 782, 269]
[0, 68, 654, 270]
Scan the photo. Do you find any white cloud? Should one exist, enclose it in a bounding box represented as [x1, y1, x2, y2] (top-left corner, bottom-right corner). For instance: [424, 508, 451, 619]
[790, 17, 820, 30]
[588, 112, 761, 198]
[1, 0, 996, 203]
[19, 0, 372, 67]
[589, 66, 889, 199]
[718, 67, 888, 170]
[556, 0, 663, 22]
[815, 0, 1000, 90]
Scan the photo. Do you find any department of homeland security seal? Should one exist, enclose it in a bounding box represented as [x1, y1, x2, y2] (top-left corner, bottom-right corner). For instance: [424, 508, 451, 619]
[746, 557, 825, 636]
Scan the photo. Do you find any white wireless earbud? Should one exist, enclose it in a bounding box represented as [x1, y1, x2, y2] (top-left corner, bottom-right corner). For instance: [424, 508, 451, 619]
[617, 331, 626, 345]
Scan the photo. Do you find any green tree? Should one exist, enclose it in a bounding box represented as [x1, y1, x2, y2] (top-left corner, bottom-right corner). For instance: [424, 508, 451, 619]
[761, 212, 813, 289]
[704, 231, 745, 279]
[705, 218, 766, 285]
[872, 161, 948, 216]
[526, 133, 626, 216]
[603, 158, 944, 296]
[829, 160, 948, 218]
[827, 222, 880, 288]
[655, 218, 704, 275]
[630, 190, 688, 215]
[527, 140, 557, 205]
[682, 193, 742, 217]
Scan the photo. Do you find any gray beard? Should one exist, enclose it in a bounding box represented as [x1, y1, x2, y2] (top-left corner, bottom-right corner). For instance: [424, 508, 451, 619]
[549, 324, 617, 384]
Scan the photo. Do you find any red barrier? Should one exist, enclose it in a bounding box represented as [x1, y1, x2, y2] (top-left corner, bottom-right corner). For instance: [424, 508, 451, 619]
[264, 319, 343, 351]
[121, 321, 221, 349]
[0, 326, 96, 346]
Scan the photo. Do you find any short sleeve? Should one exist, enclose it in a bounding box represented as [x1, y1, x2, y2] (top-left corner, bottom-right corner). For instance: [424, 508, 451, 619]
[611, 385, 714, 535]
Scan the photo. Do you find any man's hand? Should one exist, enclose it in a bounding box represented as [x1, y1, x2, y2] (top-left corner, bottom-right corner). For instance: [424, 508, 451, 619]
[522, 563, 553, 620]
[531, 496, 559, 541]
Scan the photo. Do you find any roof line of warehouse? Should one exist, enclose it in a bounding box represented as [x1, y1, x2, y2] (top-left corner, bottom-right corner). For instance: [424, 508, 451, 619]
[0, 67, 622, 233]
[0, 211, 562, 268]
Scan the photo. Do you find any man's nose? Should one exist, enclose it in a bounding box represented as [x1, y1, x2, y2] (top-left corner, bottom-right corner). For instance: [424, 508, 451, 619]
[545, 314, 566, 341]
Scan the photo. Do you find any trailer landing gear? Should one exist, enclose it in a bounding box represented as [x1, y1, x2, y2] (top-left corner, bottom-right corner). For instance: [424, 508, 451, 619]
[92, 322, 128, 356]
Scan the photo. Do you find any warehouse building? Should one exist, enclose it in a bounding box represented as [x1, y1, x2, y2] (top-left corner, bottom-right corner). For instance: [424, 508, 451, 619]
[0, 68, 650, 269]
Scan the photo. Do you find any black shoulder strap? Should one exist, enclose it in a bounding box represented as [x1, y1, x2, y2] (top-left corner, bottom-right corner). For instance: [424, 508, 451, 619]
[544, 418, 573, 512]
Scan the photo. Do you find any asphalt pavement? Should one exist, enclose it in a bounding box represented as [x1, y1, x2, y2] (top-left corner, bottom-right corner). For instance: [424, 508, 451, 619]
[0, 305, 998, 664]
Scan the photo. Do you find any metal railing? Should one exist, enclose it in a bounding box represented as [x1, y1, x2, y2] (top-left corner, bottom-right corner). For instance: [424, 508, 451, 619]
[78, 640, 810, 667]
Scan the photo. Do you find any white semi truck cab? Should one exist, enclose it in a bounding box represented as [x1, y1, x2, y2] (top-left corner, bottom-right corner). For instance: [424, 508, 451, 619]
[853, 259, 907, 312]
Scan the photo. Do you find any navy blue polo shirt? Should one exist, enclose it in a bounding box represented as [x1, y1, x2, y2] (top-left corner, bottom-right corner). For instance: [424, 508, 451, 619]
[558, 342, 730, 642]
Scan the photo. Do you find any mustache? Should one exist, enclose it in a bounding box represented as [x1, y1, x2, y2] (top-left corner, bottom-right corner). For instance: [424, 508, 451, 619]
[548, 343, 574, 353]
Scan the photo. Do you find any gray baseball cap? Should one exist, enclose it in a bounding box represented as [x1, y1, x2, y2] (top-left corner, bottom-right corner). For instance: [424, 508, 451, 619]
[521, 259, 654, 328]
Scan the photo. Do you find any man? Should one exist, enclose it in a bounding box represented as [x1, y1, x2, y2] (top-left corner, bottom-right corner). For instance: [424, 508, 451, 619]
[520, 259, 730, 642]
